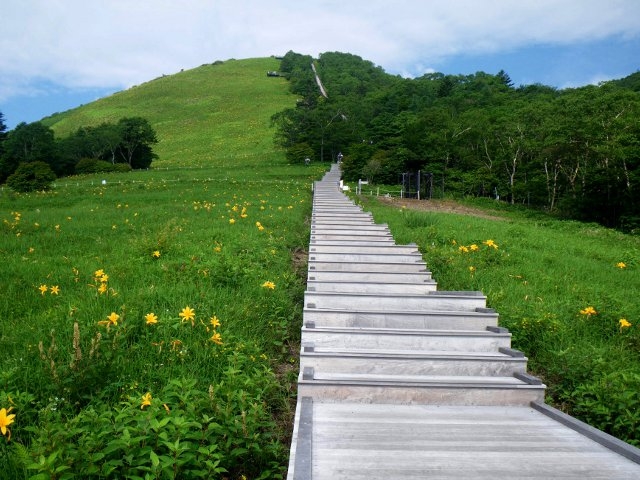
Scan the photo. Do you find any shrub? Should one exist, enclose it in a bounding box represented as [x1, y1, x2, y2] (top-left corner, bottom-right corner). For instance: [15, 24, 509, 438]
[6, 162, 56, 192]
[285, 143, 314, 164]
[75, 159, 131, 174]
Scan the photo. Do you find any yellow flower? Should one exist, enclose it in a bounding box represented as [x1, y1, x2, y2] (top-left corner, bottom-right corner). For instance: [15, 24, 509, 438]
[469, 244, 479, 251]
[261, 281, 276, 290]
[0, 407, 15, 440]
[209, 332, 223, 345]
[483, 239, 498, 249]
[469, 266, 476, 273]
[94, 269, 105, 278]
[145, 313, 158, 325]
[616, 262, 627, 269]
[179, 306, 195, 325]
[580, 306, 597, 316]
[50, 285, 60, 295]
[229, 218, 236, 224]
[458, 246, 469, 253]
[38, 284, 48, 295]
[141, 392, 152, 409]
[97, 283, 108, 294]
[619, 319, 632, 329]
[210, 315, 221, 329]
[107, 312, 120, 326]
[100, 274, 109, 283]
[152, 250, 161, 258]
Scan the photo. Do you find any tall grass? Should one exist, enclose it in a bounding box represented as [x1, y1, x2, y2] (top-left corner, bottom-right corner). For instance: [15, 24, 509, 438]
[360, 195, 640, 445]
[0, 162, 327, 478]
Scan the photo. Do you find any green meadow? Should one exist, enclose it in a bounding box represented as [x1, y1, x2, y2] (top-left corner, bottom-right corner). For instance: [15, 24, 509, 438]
[1, 58, 327, 479]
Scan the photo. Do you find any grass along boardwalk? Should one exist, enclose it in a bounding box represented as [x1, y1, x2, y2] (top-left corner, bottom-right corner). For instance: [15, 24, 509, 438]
[287, 164, 640, 479]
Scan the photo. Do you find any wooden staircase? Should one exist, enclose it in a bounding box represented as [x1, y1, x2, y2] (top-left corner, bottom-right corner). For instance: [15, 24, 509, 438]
[287, 164, 640, 479]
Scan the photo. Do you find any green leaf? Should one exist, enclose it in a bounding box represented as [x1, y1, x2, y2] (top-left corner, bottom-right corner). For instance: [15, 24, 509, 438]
[150, 450, 160, 468]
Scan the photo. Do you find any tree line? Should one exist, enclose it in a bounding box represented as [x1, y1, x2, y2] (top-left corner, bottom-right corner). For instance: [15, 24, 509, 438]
[272, 51, 640, 231]
[0, 114, 158, 192]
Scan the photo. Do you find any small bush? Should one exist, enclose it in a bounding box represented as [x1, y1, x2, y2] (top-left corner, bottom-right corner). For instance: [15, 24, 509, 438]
[75, 159, 131, 174]
[6, 162, 56, 192]
[285, 143, 314, 164]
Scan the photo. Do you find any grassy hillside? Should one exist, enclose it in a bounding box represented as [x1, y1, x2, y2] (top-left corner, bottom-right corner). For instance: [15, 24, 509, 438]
[43, 57, 292, 168]
[1, 58, 328, 479]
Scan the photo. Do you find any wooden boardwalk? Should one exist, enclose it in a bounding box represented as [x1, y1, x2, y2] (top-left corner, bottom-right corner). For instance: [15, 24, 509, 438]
[287, 164, 640, 479]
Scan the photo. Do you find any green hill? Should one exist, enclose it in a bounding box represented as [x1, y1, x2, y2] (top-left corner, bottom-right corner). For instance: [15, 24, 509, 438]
[42, 57, 294, 168]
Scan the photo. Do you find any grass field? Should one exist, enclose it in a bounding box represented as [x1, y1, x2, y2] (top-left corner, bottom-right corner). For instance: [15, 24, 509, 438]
[1, 58, 328, 479]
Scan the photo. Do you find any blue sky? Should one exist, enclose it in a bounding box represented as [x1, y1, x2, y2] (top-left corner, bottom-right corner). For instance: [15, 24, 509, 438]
[2, 0, 639, 130]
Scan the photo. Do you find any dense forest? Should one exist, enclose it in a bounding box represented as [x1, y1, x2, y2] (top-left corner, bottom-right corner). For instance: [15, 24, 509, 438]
[0, 115, 158, 191]
[272, 51, 640, 231]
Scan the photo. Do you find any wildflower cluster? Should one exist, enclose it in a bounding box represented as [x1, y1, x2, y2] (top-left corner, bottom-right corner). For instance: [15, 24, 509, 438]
[3, 211, 22, 235]
[579, 305, 633, 333]
[457, 239, 498, 253]
[453, 239, 502, 277]
[174, 306, 224, 345]
[92, 268, 115, 296]
[38, 284, 60, 296]
[208, 315, 223, 345]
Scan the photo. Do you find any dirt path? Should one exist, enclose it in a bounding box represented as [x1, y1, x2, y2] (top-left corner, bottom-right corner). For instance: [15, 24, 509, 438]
[376, 197, 505, 221]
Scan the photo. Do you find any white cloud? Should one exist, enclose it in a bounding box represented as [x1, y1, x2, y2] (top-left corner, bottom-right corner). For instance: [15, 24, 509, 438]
[1, 0, 639, 101]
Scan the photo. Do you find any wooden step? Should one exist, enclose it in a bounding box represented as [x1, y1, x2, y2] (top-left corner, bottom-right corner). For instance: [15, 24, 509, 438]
[289, 401, 640, 480]
[303, 308, 499, 330]
[309, 244, 419, 254]
[308, 271, 433, 283]
[300, 326, 511, 352]
[306, 280, 437, 294]
[304, 291, 486, 312]
[308, 252, 425, 263]
[308, 261, 429, 273]
[300, 350, 526, 377]
[310, 233, 395, 242]
[297, 369, 545, 406]
[310, 224, 390, 231]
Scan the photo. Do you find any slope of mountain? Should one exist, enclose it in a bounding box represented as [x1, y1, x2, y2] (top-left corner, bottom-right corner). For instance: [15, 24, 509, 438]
[43, 57, 295, 168]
